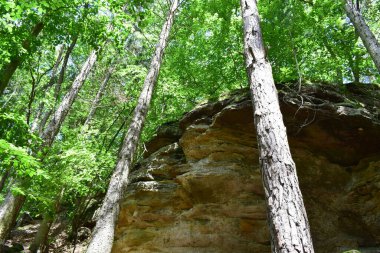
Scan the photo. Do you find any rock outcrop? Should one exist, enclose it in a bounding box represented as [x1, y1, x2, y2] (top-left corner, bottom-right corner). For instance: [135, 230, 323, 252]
[113, 84, 380, 253]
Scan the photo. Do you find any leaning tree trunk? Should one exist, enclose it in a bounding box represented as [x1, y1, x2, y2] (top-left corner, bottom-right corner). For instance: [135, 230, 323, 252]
[86, 1, 179, 252]
[0, 50, 97, 245]
[83, 64, 115, 129]
[240, 1, 314, 253]
[344, 0, 380, 73]
[36, 35, 78, 135]
[29, 187, 64, 253]
[0, 193, 26, 245]
[41, 49, 97, 146]
[26, 51, 98, 251]
[0, 22, 44, 95]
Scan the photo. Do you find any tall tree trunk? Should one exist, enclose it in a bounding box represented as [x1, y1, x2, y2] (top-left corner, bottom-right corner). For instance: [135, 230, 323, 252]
[54, 35, 79, 103]
[86, 1, 179, 252]
[0, 22, 44, 95]
[42, 44, 65, 91]
[37, 36, 78, 135]
[240, 1, 314, 253]
[41, 50, 97, 146]
[344, 0, 380, 73]
[0, 50, 97, 245]
[83, 64, 115, 129]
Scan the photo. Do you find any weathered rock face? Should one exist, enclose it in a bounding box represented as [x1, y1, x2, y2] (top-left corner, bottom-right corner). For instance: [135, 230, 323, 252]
[113, 84, 380, 253]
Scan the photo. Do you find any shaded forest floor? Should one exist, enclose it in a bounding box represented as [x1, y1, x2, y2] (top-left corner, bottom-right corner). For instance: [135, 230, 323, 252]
[3, 218, 90, 253]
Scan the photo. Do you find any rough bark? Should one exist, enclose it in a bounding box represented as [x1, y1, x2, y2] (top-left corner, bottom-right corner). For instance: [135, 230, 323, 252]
[240, 1, 314, 253]
[0, 193, 25, 244]
[83, 65, 115, 128]
[344, 0, 380, 73]
[0, 22, 44, 95]
[41, 50, 97, 147]
[86, 1, 179, 252]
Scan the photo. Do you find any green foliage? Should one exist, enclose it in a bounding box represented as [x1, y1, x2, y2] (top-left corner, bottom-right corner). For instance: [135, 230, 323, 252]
[0, 0, 379, 243]
[0, 139, 41, 178]
[25, 135, 114, 215]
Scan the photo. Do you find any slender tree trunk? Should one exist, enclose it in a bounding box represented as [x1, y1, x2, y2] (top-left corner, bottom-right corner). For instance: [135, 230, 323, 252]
[54, 35, 79, 102]
[42, 44, 65, 91]
[41, 50, 97, 146]
[0, 50, 97, 246]
[37, 36, 78, 135]
[86, 1, 179, 252]
[0, 22, 44, 95]
[26, 71, 38, 125]
[240, 1, 314, 253]
[344, 0, 380, 73]
[83, 65, 115, 129]
[31, 44, 65, 131]
[27, 50, 97, 251]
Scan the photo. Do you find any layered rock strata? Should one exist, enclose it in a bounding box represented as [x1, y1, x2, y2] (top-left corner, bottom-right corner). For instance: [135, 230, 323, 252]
[113, 84, 380, 253]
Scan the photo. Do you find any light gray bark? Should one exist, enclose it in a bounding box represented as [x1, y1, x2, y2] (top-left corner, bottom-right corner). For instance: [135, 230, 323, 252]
[344, 0, 380, 73]
[83, 65, 115, 129]
[240, 1, 314, 253]
[0, 50, 97, 246]
[86, 1, 179, 252]
[41, 50, 97, 146]
[0, 193, 25, 244]
[36, 36, 78, 135]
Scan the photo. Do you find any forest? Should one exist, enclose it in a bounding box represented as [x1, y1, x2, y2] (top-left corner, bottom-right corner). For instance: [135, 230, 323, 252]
[0, 0, 379, 252]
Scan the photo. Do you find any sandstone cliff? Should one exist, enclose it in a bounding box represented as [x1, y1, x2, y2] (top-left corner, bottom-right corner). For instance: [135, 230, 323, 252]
[113, 84, 380, 253]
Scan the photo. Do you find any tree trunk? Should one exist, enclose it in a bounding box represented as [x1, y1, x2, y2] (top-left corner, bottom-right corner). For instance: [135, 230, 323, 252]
[240, 1, 314, 253]
[83, 64, 115, 129]
[0, 50, 97, 246]
[29, 187, 64, 253]
[86, 1, 179, 252]
[41, 50, 98, 146]
[344, 0, 380, 73]
[29, 216, 53, 253]
[54, 35, 79, 102]
[42, 44, 65, 91]
[0, 22, 44, 95]
[36, 36, 79, 135]
[0, 193, 25, 244]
